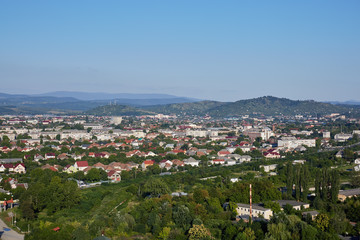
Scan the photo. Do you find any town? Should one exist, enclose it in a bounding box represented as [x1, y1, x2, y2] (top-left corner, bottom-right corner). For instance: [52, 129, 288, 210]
[0, 112, 360, 239]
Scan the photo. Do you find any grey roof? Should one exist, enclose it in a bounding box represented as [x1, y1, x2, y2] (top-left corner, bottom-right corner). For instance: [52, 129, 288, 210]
[0, 158, 23, 163]
[302, 210, 319, 216]
[338, 188, 360, 196]
[236, 203, 270, 212]
[184, 157, 199, 163]
[276, 200, 308, 207]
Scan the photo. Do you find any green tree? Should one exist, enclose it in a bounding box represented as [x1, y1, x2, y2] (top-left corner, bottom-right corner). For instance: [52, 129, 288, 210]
[144, 178, 170, 196]
[188, 224, 212, 240]
[314, 213, 330, 232]
[173, 205, 192, 231]
[330, 170, 340, 203]
[301, 165, 310, 202]
[286, 164, 293, 198]
[158, 227, 171, 240]
[265, 223, 291, 240]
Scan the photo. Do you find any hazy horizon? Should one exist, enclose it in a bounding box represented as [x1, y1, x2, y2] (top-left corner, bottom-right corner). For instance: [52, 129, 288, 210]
[1, 90, 360, 104]
[1, 1, 360, 102]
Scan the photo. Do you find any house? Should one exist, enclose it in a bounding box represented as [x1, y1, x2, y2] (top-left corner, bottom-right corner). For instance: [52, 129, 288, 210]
[93, 162, 107, 170]
[264, 151, 281, 159]
[236, 203, 273, 220]
[14, 163, 26, 174]
[211, 159, 225, 165]
[74, 161, 89, 171]
[45, 153, 56, 160]
[159, 160, 173, 169]
[293, 160, 306, 165]
[0, 163, 26, 174]
[238, 155, 252, 163]
[354, 158, 360, 165]
[107, 170, 121, 182]
[334, 133, 352, 142]
[0, 163, 15, 172]
[302, 210, 319, 221]
[335, 151, 343, 158]
[42, 164, 59, 172]
[276, 200, 310, 210]
[183, 157, 200, 167]
[218, 150, 231, 157]
[63, 165, 77, 173]
[226, 159, 237, 166]
[171, 159, 184, 167]
[142, 160, 155, 170]
[34, 153, 44, 162]
[338, 188, 360, 201]
[260, 164, 277, 173]
[57, 153, 69, 160]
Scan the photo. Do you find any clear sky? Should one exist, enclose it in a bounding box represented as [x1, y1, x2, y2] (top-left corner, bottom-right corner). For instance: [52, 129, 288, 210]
[1, 0, 359, 102]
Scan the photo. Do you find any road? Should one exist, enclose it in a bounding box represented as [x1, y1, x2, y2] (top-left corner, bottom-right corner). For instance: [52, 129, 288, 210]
[0, 219, 24, 240]
[319, 141, 360, 152]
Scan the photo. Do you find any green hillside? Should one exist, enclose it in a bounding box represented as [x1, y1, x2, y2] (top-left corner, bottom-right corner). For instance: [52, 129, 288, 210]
[144, 100, 226, 115]
[208, 96, 360, 117]
[144, 96, 360, 117]
[85, 104, 155, 116]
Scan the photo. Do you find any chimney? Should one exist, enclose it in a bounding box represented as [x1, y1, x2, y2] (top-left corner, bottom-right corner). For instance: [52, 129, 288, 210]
[249, 183, 252, 220]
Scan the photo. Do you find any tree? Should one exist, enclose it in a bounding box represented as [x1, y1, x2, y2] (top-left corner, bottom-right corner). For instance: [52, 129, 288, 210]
[144, 178, 170, 196]
[294, 164, 301, 201]
[264, 201, 281, 213]
[265, 223, 291, 240]
[85, 168, 102, 182]
[0, 135, 10, 147]
[286, 164, 293, 198]
[314, 213, 330, 232]
[188, 224, 212, 240]
[193, 189, 209, 204]
[20, 200, 35, 220]
[350, 173, 360, 188]
[158, 227, 171, 240]
[173, 205, 192, 231]
[242, 228, 256, 240]
[301, 165, 310, 202]
[330, 170, 340, 203]
[234, 148, 244, 155]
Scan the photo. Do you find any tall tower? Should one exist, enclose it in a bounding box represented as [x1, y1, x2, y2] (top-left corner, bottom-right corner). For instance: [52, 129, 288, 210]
[249, 184, 252, 220]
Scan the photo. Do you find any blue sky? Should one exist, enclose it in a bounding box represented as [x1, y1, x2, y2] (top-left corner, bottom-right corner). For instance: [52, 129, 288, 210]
[1, 1, 359, 101]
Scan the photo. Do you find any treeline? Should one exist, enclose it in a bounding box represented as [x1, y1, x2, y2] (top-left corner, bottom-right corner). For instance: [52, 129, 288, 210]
[19, 169, 80, 220]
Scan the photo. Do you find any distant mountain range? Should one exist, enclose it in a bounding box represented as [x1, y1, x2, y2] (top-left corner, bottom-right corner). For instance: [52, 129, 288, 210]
[325, 100, 360, 106]
[35, 91, 200, 101]
[0, 92, 201, 114]
[1, 92, 360, 117]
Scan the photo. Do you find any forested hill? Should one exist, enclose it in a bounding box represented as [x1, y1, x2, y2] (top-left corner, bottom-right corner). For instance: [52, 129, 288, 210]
[207, 96, 360, 117]
[144, 100, 227, 116]
[85, 104, 155, 116]
[141, 96, 360, 117]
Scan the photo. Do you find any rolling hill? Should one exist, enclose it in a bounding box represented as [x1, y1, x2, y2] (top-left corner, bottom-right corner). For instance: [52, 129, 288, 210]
[85, 104, 155, 116]
[142, 96, 360, 117]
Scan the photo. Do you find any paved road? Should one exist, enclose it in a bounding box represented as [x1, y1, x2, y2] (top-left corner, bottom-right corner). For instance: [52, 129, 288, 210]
[319, 141, 360, 152]
[0, 219, 24, 240]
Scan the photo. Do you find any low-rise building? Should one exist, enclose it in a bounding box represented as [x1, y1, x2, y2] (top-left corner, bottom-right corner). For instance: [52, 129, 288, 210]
[236, 203, 273, 220]
[276, 200, 310, 210]
[338, 188, 360, 201]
